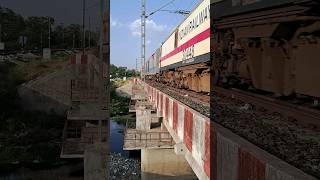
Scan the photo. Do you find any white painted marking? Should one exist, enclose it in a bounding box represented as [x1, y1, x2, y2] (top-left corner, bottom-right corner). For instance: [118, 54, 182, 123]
[192, 114, 205, 168]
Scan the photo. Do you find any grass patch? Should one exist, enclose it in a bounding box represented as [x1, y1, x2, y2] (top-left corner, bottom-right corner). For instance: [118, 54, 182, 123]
[13, 57, 69, 82]
[0, 61, 66, 173]
[110, 80, 136, 126]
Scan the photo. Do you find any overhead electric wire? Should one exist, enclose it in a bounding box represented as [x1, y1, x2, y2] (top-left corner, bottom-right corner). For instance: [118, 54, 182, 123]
[147, 0, 178, 17]
[158, 9, 190, 16]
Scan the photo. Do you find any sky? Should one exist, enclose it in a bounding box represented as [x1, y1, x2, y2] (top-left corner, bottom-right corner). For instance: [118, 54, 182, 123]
[0, 0, 200, 68]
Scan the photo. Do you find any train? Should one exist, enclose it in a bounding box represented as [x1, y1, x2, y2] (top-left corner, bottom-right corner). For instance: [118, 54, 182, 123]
[144, 0, 320, 102]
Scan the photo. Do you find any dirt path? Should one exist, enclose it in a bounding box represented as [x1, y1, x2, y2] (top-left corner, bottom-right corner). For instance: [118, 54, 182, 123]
[115, 81, 133, 97]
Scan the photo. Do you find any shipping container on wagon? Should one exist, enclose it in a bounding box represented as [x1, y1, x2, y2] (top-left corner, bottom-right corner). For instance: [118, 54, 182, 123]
[160, 0, 211, 71]
[145, 55, 153, 75]
[145, 48, 161, 75]
[154, 48, 161, 74]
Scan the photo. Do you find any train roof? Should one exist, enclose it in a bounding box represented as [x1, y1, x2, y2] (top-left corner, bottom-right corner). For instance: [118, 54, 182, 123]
[160, 0, 216, 46]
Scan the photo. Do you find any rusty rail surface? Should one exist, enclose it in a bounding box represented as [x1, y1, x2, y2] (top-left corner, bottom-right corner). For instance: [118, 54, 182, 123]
[214, 87, 320, 128]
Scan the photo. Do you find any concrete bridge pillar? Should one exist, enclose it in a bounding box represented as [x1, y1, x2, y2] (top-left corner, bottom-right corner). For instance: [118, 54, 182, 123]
[141, 148, 197, 180]
[84, 143, 108, 180]
[136, 108, 152, 131]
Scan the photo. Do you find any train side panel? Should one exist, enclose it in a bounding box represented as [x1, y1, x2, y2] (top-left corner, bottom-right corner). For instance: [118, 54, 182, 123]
[161, 32, 177, 69]
[160, 0, 211, 71]
[154, 48, 161, 74]
[145, 48, 161, 77]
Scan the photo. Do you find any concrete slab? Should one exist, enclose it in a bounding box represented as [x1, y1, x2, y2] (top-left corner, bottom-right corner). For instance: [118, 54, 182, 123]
[67, 103, 108, 120]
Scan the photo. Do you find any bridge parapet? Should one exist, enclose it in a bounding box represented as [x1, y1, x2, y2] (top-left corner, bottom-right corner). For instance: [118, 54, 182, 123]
[124, 83, 172, 150]
[142, 80, 210, 180]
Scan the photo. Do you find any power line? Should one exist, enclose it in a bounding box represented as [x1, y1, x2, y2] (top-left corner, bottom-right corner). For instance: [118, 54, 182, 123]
[147, 0, 178, 17]
[159, 9, 190, 16]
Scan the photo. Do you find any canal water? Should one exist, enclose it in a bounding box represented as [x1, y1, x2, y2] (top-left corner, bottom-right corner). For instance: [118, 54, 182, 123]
[110, 120, 129, 157]
[0, 120, 133, 179]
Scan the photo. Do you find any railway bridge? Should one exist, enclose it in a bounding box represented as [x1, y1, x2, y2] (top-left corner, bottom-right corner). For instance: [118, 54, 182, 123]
[125, 79, 317, 180]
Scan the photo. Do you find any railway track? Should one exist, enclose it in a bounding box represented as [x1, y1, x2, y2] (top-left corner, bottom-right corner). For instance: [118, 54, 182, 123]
[145, 79, 320, 177]
[213, 87, 320, 129]
[165, 85, 210, 104]
[145, 81, 209, 104]
[147, 78, 320, 128]
[148, 79, 320, 129]
[145, 80, 210, 117]
[145, 80, 320, 178]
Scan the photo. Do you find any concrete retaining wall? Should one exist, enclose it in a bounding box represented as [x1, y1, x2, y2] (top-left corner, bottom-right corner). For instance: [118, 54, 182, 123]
[139, 79, 317, 180]
[18, 66, 73, 115]
[143, 82, 210, 180]
[18, 85, 69, 115]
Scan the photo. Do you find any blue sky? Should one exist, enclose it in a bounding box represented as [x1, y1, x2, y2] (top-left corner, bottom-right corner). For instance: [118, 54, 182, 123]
[110, 0, 200, 69]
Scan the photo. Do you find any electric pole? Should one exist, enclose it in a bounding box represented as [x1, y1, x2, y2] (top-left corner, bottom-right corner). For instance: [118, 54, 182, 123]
[73, 33, 75, 49]
[0, 24, 2, 42]
[88, 16, 91, 49]
[40, 32, 43, 49]
[99, 1, 103, 60]
[62, 23, 65, 48]
[48, 17, 51, 49]
[82, 0, 86, 54]
[141, 0, 146, 80]
[139, 0, 188, 79]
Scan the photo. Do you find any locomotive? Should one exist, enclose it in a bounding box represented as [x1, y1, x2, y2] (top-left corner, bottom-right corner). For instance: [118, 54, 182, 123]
[144, 0, 320, 102]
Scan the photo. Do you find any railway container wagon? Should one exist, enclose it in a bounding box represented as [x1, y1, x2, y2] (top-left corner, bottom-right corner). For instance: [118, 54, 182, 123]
[145, 48, 161, 77]
[159, 0, 211, 93]
[147, 0, 320, 102]
[211, 0, 320, 102]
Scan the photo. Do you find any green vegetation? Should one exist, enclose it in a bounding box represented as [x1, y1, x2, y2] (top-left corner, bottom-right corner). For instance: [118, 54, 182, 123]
[0, 60, 136, 174]
[0, 6, 98, 50]
[13, 56, 69, 82]
[110, 64, 139, 79]
[0, 62, 24, 118]
[0, 61, 67, 174]
[110, 80, 136, 128]
[110, 80, 130, 117]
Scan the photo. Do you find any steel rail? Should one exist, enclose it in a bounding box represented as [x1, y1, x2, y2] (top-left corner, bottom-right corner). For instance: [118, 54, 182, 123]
[214, 87, 320, 128]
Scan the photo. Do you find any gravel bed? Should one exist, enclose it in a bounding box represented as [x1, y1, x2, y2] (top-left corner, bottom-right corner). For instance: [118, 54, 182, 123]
[213, 94, 320, 178]
[109, 153, 141, 180]
[146, 81, 320, 178]
[146, 81, 210, 117]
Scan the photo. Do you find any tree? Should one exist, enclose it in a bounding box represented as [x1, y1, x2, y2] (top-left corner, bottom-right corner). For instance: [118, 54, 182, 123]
[24, 16, 54, 50]
[0, 6, 99, 50]
[52, 23, 65, 49]
[64, 24, 81, 49]
[110, 64, 136, 79]
[0, 6, 25, 49]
